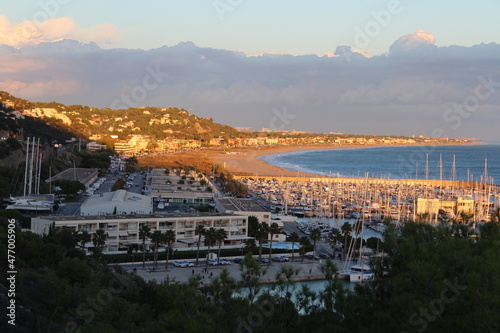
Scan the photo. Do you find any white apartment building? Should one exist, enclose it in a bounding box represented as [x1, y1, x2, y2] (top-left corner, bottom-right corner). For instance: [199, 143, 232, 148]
[31, 212, 249, 252]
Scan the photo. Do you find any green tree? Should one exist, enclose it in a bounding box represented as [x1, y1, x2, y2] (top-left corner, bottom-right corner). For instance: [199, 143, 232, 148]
[289, 231, 300, 262]
[139, 224, 151, 269]
[164, 229, 176, 270]
[310, 228, 322, 262]
[195, 224, 205, 266]
[267, 222, 281, 265]
[215, 228, 228, 266]
[53, 179, 85, 195]
[76, 230, 91, 251]
[150, 230, 164, 271]
[203, 227, 217, 271]
[327, 228, 342, 259]
[341, 222, 352, 257]
[91, 228, 107, 260]
[256, 222, 269, 263]
[239, 253, 267, 303]
[299, 236, 311, 263]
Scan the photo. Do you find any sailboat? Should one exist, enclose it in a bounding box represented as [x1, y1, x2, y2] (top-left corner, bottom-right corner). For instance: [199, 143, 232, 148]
[338, 173, 374, 283]
[4, 137, 55, 212]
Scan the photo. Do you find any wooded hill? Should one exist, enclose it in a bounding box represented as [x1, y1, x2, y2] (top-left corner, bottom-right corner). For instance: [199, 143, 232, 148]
[1, 91, 240, 142]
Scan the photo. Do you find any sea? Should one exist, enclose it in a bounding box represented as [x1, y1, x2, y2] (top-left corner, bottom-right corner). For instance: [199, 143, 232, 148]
[259, 142, 500, 185]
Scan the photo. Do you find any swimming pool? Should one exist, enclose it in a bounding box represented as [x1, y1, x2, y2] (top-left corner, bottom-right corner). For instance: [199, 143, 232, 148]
[262, 242, 301, 250]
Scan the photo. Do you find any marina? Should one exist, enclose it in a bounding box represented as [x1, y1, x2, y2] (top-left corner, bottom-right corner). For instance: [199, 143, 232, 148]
[239, 144, 500, 227]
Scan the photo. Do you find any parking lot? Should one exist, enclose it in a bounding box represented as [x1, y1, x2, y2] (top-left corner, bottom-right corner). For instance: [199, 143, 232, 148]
[119, 255, 342, 284]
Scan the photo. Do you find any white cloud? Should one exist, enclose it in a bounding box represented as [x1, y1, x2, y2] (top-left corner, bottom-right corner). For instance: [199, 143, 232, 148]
[389, 29, 437, 55]
[0, 15, 119, 48]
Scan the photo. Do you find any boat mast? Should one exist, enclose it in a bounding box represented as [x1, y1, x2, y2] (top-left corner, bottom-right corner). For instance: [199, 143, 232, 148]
[28, 137, 36, 196]
[23, 137, 30, 197]
[37, 139, 43, 194]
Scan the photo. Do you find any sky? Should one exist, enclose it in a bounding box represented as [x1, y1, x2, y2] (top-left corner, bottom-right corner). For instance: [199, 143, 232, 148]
[1, 1, 500, 140]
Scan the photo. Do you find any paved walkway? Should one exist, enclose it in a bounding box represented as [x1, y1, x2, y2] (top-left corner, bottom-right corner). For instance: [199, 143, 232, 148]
[118, 258, 347, 284]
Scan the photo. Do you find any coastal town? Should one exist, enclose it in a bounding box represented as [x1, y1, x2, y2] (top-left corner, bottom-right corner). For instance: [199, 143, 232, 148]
[1, 4, 500, 329]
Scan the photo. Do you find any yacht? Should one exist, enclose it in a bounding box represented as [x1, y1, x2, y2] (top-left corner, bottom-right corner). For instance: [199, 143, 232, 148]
[5, 197, 55, 211]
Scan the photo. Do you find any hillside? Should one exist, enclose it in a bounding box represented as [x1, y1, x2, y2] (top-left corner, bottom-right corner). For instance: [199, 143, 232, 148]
[0, 91, 241, 142]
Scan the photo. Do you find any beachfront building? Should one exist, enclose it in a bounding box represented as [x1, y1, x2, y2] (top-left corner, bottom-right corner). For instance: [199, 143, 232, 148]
[80, 190, 152, 216]
[31, 212, 249, 252]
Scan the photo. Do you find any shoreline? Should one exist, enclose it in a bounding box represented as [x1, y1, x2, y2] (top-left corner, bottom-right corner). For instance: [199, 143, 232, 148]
[139, 141, 482, 178]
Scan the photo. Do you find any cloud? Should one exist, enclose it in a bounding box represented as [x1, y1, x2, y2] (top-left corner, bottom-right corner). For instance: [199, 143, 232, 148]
[0, 15, 119, 48]
[0, 31, 499, 139]
[0, 78, 85, 98]
[389, 29, 437, 55]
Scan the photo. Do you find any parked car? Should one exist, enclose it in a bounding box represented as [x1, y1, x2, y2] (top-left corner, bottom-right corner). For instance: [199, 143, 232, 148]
[219, 258, 231, 265]
[208, 259, 218, 266]
[258, 257, 270, 263]
[173, 260, 187, 267]
[305, 254, 321, 260]
[272, 255, 290, 262]
[184, 260, 195, 267]
[233, 257, 243, 263]
[319, 253, 331, 259]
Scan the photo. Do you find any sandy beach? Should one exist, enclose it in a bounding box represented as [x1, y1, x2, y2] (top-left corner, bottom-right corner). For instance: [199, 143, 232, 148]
[138, 142, 478, 177]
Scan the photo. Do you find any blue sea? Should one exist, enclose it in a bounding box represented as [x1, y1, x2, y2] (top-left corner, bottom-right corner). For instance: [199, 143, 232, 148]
[259, 142, 500, 185]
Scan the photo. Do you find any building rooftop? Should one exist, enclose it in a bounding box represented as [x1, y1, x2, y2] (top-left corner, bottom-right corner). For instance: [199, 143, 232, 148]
[46, 168, 98, 184]
[35, 211, 245, 222]
[217, 198, 269, 213]
[83, 190, 151, 208]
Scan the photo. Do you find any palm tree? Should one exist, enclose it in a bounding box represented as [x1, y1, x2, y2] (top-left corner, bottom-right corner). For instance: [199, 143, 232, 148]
[327, 229, 342, 259]
[92, 229, 107, 259]
[215, 228, 228, 266]
[150, 230, 164, 270]
[256, 222, 269, 263]
[163, 229, 176, 271]
[129, 243, 139, 263]
[195, 224, 205, 266]
[289, 232, 300, 262]
[139, 224, 151, 269]
[353, 220, 364, 253]
[341, 222, 352, 257]
[310, 228, 322, 262]
[268, 222, 281, 265]
[204, 227, 217, 271]
[76, 230, 91, 251]
[299, 236, 310, 263]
